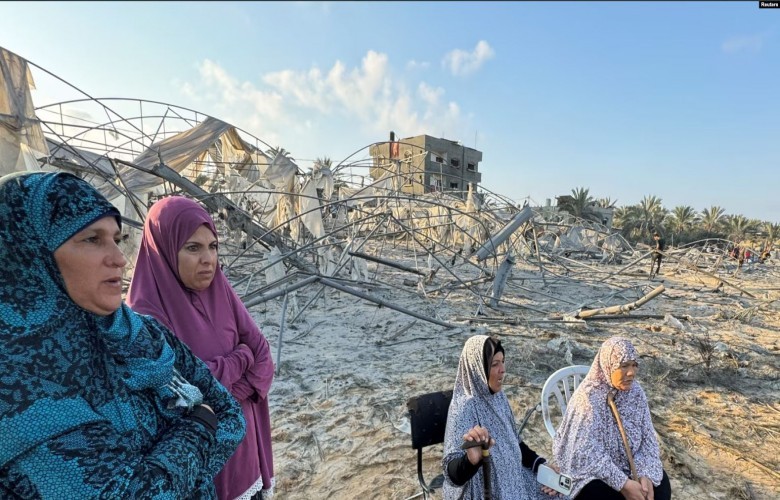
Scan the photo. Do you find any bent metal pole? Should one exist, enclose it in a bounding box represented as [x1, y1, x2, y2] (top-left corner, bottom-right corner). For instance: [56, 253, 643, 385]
[577, 285, 665, 319]
[318, 277, 457, 329]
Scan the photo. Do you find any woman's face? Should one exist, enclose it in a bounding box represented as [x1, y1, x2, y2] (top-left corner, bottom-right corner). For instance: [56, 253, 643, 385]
[54, 216, 126, 316]
[610, 360, 638, 391]
[488, 351, 506, 393]
[177, 225, 218, 291]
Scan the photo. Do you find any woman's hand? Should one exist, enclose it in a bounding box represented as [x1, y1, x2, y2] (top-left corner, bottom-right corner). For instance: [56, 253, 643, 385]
[639, 476, 654, 500]
[462, 425, 494, 465]
[237, 343, 255, 366]
[620, 479, 646, 500]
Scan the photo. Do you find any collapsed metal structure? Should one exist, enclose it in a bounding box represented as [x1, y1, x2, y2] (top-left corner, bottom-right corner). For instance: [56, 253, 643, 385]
[3, 47, 776, 358]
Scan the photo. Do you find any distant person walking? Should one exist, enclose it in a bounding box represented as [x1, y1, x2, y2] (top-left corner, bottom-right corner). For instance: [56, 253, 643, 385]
[735, 246, 745, 275]
[760, 246, 772, 264]
[650, 232, 665, 278]
[730, 245, 740, 261]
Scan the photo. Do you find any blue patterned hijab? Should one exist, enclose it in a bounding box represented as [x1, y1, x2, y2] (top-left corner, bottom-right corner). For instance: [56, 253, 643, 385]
[0, 172, 199, 468]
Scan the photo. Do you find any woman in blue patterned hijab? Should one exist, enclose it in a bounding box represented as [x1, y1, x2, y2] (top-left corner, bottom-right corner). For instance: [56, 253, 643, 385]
[0, 171, 245, 499]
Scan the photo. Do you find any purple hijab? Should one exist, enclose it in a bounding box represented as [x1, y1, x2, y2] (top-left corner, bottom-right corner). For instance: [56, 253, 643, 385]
[127, 196, 275, 499]
[553, 337, 662, 497]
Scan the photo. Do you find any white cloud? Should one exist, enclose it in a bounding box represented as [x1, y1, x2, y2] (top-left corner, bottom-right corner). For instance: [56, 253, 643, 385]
[442, 40, 495, 76]
[176, 51, 469, 156]
[263, 67, 331, 113]
[721, 33, 768, 54]
[406, 59, 430, 71]
[176, 80, 198, 101]
[197, 59, 284, 121]
[418, 82, 444, 107]
[323, 51, 390, 121]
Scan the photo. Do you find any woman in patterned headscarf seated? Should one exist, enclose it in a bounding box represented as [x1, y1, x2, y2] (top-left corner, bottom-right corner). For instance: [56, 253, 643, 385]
[0, 171, 245, 499]
[553, 337, 671, 500]
[442, 335, 560, 499]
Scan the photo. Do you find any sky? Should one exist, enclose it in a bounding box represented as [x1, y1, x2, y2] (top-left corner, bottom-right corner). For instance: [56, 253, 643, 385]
[2, 1, 778, 221]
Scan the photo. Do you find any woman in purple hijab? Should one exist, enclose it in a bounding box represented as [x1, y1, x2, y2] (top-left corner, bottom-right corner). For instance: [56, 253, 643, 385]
[553, 337, 670, 500]
[128, 196, 275, 499]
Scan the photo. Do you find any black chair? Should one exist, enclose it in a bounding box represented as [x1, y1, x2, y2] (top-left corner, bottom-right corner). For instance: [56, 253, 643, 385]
[406, 390, 453, 499]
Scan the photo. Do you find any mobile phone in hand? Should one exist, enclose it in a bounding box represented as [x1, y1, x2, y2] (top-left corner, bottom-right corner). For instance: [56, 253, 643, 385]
[536, 463, 573, 495]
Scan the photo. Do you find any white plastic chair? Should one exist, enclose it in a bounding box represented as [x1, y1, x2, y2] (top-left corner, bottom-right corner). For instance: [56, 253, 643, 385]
[541, 365, 590, 438]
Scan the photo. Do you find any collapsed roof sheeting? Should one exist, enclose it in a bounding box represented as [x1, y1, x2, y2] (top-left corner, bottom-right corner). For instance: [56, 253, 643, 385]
[105, 116, 231, 199]
[0, 47, 49, 176]
[46, 137, 115, 175]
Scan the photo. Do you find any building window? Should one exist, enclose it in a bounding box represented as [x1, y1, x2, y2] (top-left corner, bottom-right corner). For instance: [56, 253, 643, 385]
[450, 182, 459, 189]
[435, 155, 444, 163]
[450, 158, 460, 167]
[467, 163, 476, 171]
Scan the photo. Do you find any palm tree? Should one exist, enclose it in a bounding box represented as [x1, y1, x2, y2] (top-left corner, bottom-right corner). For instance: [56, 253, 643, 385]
[747, 218, 763, 238]
[669, 205, 698, 243]
[558, 187, 604, 223]
[636, 195, 668, 237]
[314, 156, 333, 170]
[759, 221, 780, 253]
[267, 146, 295, 163]
[613, 205, 641, 239]
[761, 221, 780, 242]
[722, 215, 757, 242]
[700, 206, 725, 236]
[596, 197, 618, 209]
[558, 187, 593, 218]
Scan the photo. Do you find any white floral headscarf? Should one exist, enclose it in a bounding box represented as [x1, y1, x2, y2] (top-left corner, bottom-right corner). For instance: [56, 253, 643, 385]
[552, 337, 663, 497]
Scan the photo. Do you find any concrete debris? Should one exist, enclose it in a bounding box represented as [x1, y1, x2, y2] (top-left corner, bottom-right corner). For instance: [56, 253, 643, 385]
[664, 314, 686, 331]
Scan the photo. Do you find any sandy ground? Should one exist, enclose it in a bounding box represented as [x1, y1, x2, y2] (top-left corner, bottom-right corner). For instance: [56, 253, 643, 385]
[233, 240, 779, 499]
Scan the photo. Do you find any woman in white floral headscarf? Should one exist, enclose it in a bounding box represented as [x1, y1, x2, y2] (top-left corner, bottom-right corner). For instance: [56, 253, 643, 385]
[442, 335, 560, 499]
[553, 337, 671, 500]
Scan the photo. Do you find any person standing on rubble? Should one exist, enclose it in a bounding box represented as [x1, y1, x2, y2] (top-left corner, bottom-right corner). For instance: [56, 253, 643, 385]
[735, 245, 745, 274]
[128, 196, 275, 500]
[760, 245, 771, 264]
[649, 232, 665, 278]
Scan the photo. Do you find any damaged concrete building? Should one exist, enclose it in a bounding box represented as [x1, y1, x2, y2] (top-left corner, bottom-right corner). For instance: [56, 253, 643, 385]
[368, 134, 482, 198]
